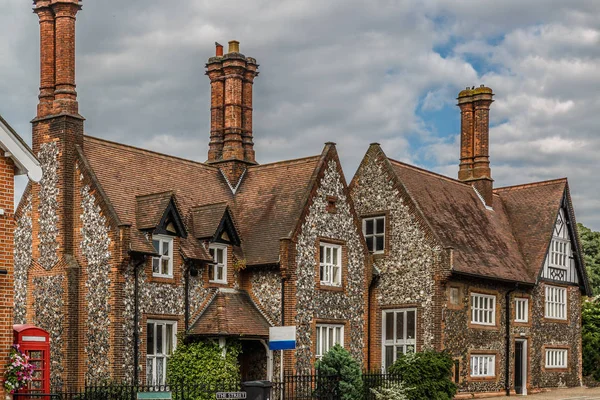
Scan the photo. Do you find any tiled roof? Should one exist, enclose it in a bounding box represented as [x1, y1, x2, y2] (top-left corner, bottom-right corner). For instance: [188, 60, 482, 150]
[135, 191, 173, 230]
[188, 290, 271, 337]
[233, 155, 322, 265]
[389, 159, 534, 283]
[495, 178, 567, 280]
[191, 202, 229, 239]
[82, 136, 321, 266]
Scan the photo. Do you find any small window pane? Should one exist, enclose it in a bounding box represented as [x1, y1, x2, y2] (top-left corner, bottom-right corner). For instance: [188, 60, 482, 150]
[365, 220, 374, 235]
[162, 241, 169, 256]
[332, 248, 338, 265]
[396, 312, 404, 341]
[376, 218, 384, 234]
[152, 258, 160, 273]
[385, 312, 394, 341]
[376, 236, 384, 251]
[406, 311, 415, 340]
[156, 324, 163, 354]
[217, 249, 224, 264]
[161, 258, 169, 275]
[316, 327, 321, 355]
[319, 246, 324, 263]
[366, 237, 374, 252]
[147, 323, 154, 355]
[166, 324, 173, 355]
[153, 240, 160, 253]
[385, 346, 394, 370]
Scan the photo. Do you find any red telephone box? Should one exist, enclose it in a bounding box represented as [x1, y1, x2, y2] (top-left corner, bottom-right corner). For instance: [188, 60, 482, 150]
[13, 325, 50, 395]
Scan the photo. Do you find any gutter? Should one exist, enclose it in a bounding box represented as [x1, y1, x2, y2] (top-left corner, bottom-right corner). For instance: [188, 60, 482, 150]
[505, 284, 518, 396]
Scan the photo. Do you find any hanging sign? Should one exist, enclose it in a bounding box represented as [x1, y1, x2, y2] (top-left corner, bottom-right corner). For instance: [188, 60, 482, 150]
[269, 326, 296, 350]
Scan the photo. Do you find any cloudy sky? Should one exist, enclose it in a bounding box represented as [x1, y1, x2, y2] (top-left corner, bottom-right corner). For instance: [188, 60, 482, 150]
[1, 0, 600, 230]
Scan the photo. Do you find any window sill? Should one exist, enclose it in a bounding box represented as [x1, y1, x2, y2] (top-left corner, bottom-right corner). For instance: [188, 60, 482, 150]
[468, 323, 499, 331]
[319, 284, 344, 292]
[542, 317, 568, 324]
[151, 276, 176, 284]
[468, 376, 497, 382]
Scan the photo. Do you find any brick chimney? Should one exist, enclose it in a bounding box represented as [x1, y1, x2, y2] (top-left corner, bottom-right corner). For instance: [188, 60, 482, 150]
[30, 0, 84, 387]
[206, 40, 259, 187]
[457, 85, 494, 206]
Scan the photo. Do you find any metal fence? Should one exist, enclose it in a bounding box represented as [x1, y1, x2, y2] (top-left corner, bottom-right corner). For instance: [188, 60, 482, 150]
[14, 372, 401, 400]
[14, 380, 242, 400]
[271, 371, 403, 400]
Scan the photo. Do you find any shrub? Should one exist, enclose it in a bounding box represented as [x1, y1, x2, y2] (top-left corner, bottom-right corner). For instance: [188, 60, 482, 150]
[370, 382, 411, 400]
[583, 298, 600, 381]
[166, 337, 241, 400]
[388, 350, 457, 400]
[314, 344, 363, 400]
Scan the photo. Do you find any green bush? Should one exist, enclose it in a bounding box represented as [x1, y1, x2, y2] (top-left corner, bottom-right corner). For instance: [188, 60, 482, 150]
[166, 337, 241, 399]
[583, 298, 600, 381]
[388, 350, 457, 400]
[314, 344, 363, 400]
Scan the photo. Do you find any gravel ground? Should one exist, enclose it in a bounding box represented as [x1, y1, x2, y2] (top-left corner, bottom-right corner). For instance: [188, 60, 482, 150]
[487, 387, 600, 399]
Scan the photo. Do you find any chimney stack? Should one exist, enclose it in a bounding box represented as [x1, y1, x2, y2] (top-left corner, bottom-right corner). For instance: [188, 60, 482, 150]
[206, 40, 259, 186]
[457, 85, 494, 206]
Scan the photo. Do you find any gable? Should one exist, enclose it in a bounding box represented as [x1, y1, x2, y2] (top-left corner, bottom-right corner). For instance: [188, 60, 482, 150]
[136, 192, 187, 238]
[539, 201, 590, 294]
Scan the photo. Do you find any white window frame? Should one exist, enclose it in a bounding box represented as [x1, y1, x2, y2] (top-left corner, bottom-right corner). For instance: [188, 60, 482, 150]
[515, 298, 529, 323]
[549, 238, 570, 269]
[545, 348, 568, 369]
[362, 216, 385, 254]
[152, 235, 174, 278]
[146, 320, 177, 386]
[319, 243, 342, 287]
[315, 324, 344, 359]
[382, 308, 417, 371]
[470, 354, 496, 377]
[545, 285, 567, 320]
[209, 244, 227, 284]
[470, 293, 496, 326]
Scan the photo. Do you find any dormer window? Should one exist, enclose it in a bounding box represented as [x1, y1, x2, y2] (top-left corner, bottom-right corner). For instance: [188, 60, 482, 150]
[363, 216, 385, 254]
[209, 244, 227, 284]
[152, 235, 173, 278]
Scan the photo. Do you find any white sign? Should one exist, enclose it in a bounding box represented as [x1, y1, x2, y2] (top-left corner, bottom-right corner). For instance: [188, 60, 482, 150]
[269, 326, 296, 350]
[22, 336, 46, 342]
[215, 392, 246, 399]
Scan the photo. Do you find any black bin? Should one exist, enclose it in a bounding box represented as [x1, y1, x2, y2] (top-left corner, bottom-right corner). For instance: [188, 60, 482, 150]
[242, 380, 272, 400]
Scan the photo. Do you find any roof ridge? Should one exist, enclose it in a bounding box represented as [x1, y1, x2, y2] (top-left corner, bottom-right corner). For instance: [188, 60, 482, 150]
[495, 177, 567, 192]
[248, 154, 321, 170]
[388, 158, 470, 186]
[84, 135, 220, 170]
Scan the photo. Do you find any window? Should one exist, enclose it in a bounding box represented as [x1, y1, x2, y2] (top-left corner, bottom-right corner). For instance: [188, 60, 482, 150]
[363, 216, 385, 253]
[545, 348, 567, 369]
[470, 293, 496, 326]
[316, 324, 343, 358]
[515, 298, 529, 323]
[470, 354, 496, 377]
[152, 235, 173, 278]
[209, 244, 227, 283]
[146, 320, 176, 385]
[549, 238, 569, 269]
[319, 243, 341, 286]
[382, 309, 416, 371]
[449, 287, 460, 305]
[545, 285, 567, 320]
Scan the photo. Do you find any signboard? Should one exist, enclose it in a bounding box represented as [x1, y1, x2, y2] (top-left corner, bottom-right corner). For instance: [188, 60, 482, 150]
[137, 392, 172, 399]
[216, 392, 246, 399]
[269, 326, 296, 350]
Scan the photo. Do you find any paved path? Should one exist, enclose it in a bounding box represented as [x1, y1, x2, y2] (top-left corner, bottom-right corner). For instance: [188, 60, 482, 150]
[487, 387, 600, 399]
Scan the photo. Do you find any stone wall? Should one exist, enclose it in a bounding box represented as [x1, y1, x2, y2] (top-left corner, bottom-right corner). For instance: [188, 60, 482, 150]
[350, 153, 443, 368]
[33, 275, 65, 390]
[251, 270, 281, 325]
[295, 160, 366, 371]
[14, 195, 32, 324]
[37, 142, 59, 270]
[80, 185, 112, 382]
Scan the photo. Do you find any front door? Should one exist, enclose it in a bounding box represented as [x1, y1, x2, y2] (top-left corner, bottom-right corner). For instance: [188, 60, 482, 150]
[515, 340, 527, 395]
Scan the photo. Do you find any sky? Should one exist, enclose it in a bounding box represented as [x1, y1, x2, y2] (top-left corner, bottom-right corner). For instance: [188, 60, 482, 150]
[1, 0, 600, 230]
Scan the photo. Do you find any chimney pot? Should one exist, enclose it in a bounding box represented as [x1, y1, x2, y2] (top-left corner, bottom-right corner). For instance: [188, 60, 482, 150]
[215, 42, 223, 57]
[228, 40, 240, 54]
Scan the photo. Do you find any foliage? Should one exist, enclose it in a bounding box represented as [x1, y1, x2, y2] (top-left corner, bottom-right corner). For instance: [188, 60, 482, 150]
[3, 344, 35, 393]
[370, 382, 411, 400]
[314, 344, 363, 399]
[166, 338, 241, 400]
[582, 298, 600, 381]
[578, 223, 600, 296]
[388, 350, 457, 400]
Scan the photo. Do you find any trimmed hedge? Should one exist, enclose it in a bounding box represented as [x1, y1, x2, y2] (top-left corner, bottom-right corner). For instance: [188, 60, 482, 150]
[388, 350, 457, 400]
